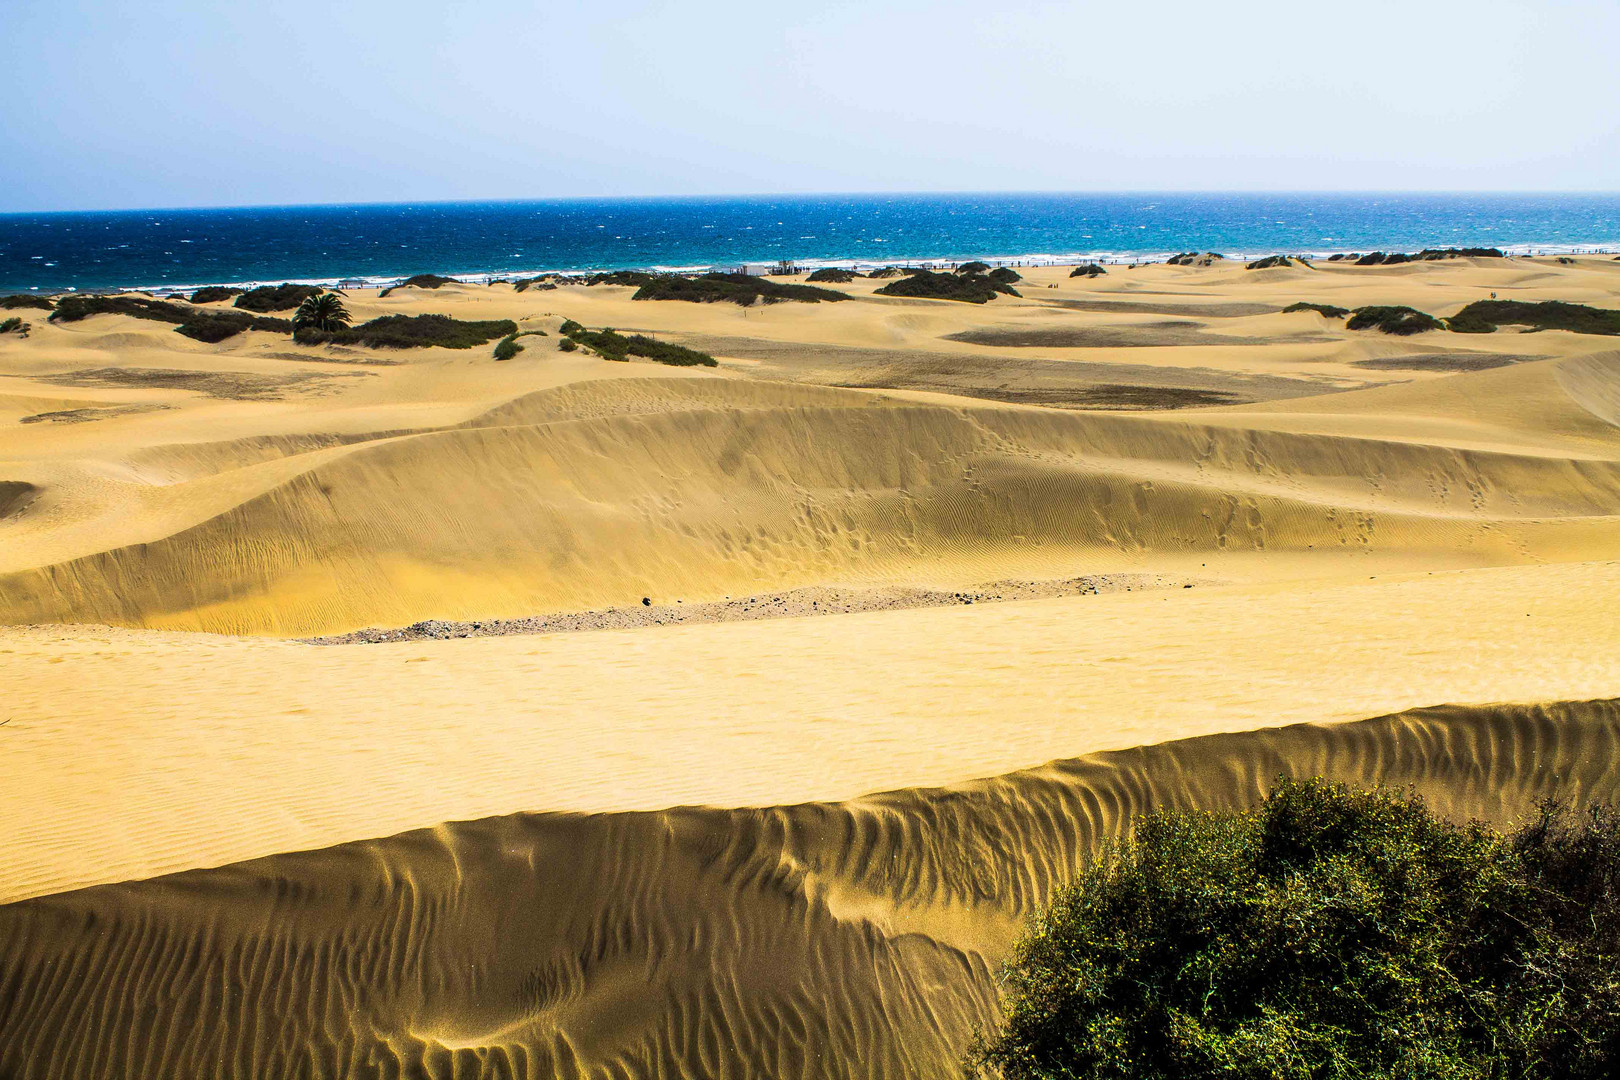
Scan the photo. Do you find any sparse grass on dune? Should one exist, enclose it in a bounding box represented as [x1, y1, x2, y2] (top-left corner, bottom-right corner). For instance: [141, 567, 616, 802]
[0, 294, 56, 310]
[1283, 301, 1350, 318]
[559, 320, 717, 365]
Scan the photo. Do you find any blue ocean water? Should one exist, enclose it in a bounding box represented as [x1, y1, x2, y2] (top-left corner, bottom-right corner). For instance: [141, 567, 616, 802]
[2, 192, 1618, 293]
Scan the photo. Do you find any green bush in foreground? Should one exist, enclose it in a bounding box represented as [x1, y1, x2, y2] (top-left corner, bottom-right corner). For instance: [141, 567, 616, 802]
[1346, 305, 1444, 335]
[971, 778, 1620, 1080]
[1283, 301, 1350, 318]
[558, 321, 716, 366]
[492, 333, 523, 361]
[1448, 300, 1620, 336]
[0, 317, 27, 334]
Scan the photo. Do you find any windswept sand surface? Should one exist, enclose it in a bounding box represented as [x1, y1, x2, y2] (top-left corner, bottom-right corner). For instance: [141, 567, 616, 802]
[3, 256, 1620, 1077]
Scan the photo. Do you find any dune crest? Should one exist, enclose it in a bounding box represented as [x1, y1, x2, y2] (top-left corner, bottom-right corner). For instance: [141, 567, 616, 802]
[2, 698, 1617, 1080]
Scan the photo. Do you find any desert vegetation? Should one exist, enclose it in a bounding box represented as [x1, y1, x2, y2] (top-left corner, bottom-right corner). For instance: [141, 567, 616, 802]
[1069, 264, 1106, 277]
[874, 268, 1019, 303]
[1246, 255, 1295, 270]
[234, 284, 323, 312]
[378, 274, 459, 298]
[0, 294, 56, 311]
[1346, 305, 1445, 335]
[1283, 301, 1350, 318]
[188, 286, 243, 304]
[988, 267, 1022, 284]
[1167, 252, 1224, 266]
[0, 317, 28, 335]
[492, 332, 523, 360]
[608, 272, 848, 306]
[867, 267, 910, 279]
[174, 312, 294, 342]
[294, 313, 516, 349]
[291, 292, 352, 334]
[1448, 299, 1620, 336]
[972, 778, 1620, 1080]
[558, 320, 717, 366]
[1356, 248, 1505, 267]
[956, 261, 991, 275]
[806, 268, 862, 283]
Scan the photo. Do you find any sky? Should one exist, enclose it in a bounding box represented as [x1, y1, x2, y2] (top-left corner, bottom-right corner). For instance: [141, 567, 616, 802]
[2, 0, 1617, 212]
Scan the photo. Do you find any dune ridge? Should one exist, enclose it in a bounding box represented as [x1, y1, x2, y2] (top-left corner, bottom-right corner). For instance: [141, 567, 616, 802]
[4, 363, 1620, 636]
[1, 698, 1616, 1080]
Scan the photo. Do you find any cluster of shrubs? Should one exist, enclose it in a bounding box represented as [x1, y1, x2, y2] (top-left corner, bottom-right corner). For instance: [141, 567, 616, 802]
[1282, 301, 1351, 318]
[557, 320, 717, 366]
[378, 274, 459, 298]
[512, 276, 560, 293]
[233, 283, 323, 312]
[1448, 299, 1620, 336]
[1345, 305, 1446, 335]
[806, 268, 862, 283]
[1069, 264, 1106, 278]
[1167, 252, 1224, 266]
[874, 268, 1019, 303]
[602, 272, 848, 306]
[1, 294, 56, 311]
[492, 332, 524, 361]
[867, 267, 911, 279]
[188, 286, 243, 304]
[1355, 248, 1505, 266]
[973, 778, 1620, 1080]
[0, 317, 28, 335]
[293, 313, 517, 349]
[48, 294, 290, 341]
[1246, 254, 1296, 270]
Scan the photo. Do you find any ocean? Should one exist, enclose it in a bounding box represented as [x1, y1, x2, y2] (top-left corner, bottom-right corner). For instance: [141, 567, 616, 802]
[2, 192, 1617, 294]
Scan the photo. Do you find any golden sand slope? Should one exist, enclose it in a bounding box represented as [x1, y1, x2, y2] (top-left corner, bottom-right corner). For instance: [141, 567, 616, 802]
[2, 699, 1617, 1080]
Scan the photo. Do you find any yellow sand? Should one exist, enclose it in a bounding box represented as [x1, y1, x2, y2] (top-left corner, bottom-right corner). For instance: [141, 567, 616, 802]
[3, 255, 1620, 1078]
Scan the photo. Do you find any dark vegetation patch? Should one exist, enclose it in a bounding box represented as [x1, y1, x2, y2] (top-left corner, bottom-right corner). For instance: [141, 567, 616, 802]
[558, 321, 716, 366]
[294, 314, 517, 349]
[188, 286, 243, 304]
[50, 294, 190, 324]
[972, 778, 1620, 1080]
[492, 333, 523, 361]
[875, 269, 1019, 304]
[378, 274, 459, 298]
[1356, 248, 1504, 266]
[1283, 301, 1350, 318]
[1166, 252, 1224, 266]
[1346, 305, 1445, 335]
[19, 403, 169, 424]
[512, 277, 559, 292]
[1069, 264, 1106, 277]
[1352, 353, 1533, 372]
[1246, 254, 1296, 270]
[956, 261, 991, 275]
[988, 267, 1022, 284]
[806, 268, 862, 283]
[867, 267, 910, 279]
[234, 284, 323, 312]
[0, 317, 27, 335]
[1449, 300, 1620, 336]
[1049, 383, 1239, 409]
[1, 294, 56, 311]
[174, 312, 293, 342]
[625, 272, 849, 306]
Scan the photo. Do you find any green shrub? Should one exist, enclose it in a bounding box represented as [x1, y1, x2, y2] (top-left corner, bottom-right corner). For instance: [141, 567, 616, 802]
[989, 267, 1022, 284]
[1247, 254, 1294, 270]
[294, 314, 516, 349]
[493, 333, 523, 361]
[874, 269, 1018, 303]
[0, 317, 26, 334]
[626, 272, 847, 306]
[558, 338, 578, 352]
[1167, 252, 1224, 266]
[50, 294, 190, 324]
[1448, 300, 1620, 336]
[378, 274, 459, 298]
[175, 312, 292, 342]
[292, 291, 352, 334]
[957, 261, 991, 275]
[867, 266, 910, 279]
[558, 322, 716, 366]
[586, 271, 660, 288]
[512, 276, 559, 292]
[1069, 264, 1106, 278]
[188, 286, 243, 304]
[971, 778, 1620, 1080]
[234, 284, 322, 312]
[1283, 301, 1351, 318]
[806, 268, 861, 283]
[1, 294, 56, 311]
[1346, 305, 1444, 335]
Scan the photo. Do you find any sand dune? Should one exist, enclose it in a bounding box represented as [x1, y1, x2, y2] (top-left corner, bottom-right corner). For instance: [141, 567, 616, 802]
[2, 699, 1616, 1080]
[4, 256, 1620, 1077]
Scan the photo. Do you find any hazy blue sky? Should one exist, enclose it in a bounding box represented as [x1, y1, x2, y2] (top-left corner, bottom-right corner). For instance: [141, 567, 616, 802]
[4, 0, 1616, 212]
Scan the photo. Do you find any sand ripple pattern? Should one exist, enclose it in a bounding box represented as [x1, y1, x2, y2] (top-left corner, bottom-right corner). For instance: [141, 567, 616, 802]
[3, 698, 1617, 1079]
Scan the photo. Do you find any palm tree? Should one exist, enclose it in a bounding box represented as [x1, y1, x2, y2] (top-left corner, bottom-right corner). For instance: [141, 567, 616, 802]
[292, 291, 351, 333]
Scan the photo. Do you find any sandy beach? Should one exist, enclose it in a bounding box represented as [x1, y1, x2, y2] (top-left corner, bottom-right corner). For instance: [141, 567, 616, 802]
[3, 253, 1620, 1077]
